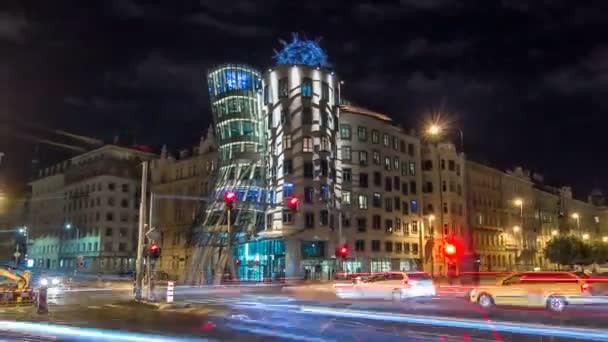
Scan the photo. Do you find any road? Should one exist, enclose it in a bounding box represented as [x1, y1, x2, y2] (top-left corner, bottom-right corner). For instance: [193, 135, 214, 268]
[1, 285, 608, 341]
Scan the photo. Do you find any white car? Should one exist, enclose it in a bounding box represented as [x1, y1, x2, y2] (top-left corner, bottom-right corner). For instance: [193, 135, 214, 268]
[335, 272, 436, 300]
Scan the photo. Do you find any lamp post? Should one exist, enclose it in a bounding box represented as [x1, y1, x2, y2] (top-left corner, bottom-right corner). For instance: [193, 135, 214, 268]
[426, 125, 445, 277]
[571, 213, 580, 236]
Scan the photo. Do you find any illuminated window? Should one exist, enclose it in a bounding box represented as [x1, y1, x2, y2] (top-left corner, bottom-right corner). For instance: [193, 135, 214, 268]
[343, 168, 352, 182]
[373, 151, 381, 165]
[383, 134, 390, 146]
[393, 157, 399, 170]
[409, 161, 416, 176]
[342, 191, 351, 204]
[283, 135, 292, 149]
[303, 137, 313, 152]
[302, 78, 312, 97]
[358, 195, 368, 209]
[384, 157, 391, 171]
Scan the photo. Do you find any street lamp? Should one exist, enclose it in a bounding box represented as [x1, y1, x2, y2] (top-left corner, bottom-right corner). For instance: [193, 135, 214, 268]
[571, 213, 580, 234]
[551, 230, 558, 236]
[427, 124, 441, 136]
[582, 233, 590, 240]
[603, 236, 608, 243]
[513, 225, 521, 233]
[513, 198, 523, 217]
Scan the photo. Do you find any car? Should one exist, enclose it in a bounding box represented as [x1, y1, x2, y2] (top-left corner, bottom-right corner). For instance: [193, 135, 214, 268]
[470, 272, 594, 312]
[335, 272, 436, 301]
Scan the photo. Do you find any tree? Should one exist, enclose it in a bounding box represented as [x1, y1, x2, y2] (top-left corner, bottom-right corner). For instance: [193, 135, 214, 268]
[544, 236, 592, 268]
[591, 242, 608, 265]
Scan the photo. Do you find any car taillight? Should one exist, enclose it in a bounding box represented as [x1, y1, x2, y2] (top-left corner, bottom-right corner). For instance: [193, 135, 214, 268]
[582, 283, 592, 292]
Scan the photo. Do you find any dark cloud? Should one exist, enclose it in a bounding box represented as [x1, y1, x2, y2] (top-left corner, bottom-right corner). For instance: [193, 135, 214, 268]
[0, 11, 28, 42]
[544, 46, 608, 94]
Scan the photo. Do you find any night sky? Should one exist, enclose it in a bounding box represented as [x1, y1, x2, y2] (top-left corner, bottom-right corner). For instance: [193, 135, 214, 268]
[1, 0, 607, 198]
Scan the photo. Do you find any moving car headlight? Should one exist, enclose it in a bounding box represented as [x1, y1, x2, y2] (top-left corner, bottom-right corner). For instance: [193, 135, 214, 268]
[51, 278, 60, 285]
[470, 288, 476, 296]
[40, 278, 49, 286]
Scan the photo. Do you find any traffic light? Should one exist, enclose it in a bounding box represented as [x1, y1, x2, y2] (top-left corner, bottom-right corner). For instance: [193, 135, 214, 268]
[149, 242, 161, 259]
[444, 243, 457, 257]
[336, 244, 349, 259]
[224, 191, 236, 210]
[287, 195, 300, 212]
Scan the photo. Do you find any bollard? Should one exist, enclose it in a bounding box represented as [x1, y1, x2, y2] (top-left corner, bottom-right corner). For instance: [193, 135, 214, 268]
[37, 287, 48, 314]
[167, 281, 174, 303]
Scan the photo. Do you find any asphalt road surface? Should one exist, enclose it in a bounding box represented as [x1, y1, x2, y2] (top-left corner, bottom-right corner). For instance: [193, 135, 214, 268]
[1, 286, 608, 341]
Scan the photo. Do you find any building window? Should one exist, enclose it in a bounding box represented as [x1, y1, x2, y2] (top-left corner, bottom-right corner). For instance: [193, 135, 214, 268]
[372, 215, 381, 230]
[372, 240, 381, 252]
[104, 243, 113, 252]
[385, 241, 393, 252]
[409, 161, 416, 176]
[120, 199, 129, 208]
[394, 176, 400, 190]
[283, 134, 292, 149]
[341, 146, 352, 161]
[410, 181, 417, 194]
[412, 221, 418, 234]
[281, 109, 290, 126]
[412, 243, 419, 255]
[448, 160, 455, 171]
[385, 177, 392, 192]
[121, 184, 129, 193]
[423, 160, 433, 171]
[357, 218, 367, 232]
[384, 157, 391, 171]
[282, 210, 293, 224]
[304, 186, 314, 203]
[373, 193, 382, 208]
[408, 144, 415, 156]
[106, 212, 114, 221]
[321, 160, 329, 177]
[371, 130, 379, 144]
[321, 82, 329, 100]
[263, 85, 269, 104]
[320, 107, 328, 127]
[320, 136, 330, 151]
[342, 191, 351, 204]
[284, 182, 295, 198]
[395, 242, 403, 253]
[443, 202, 448, 213]
[393, 157, 399, 171]
[355, 240, 365, 252]
[424, 182, 433, 193]
[359, 151, 368, 166]
[279, 78, 288, 97]
[411, 200, 418, 214]
[119, 228, 127, 238]
[320, 184, 330, 201]
[108, 197, 115, 206]
[357, 127, 367, 141]
[392, 136, 399, 150]
[305, 212, 315, 228]
[358, 195, 368, 209]
[268, 112, 274, 128]
[385, 198, 393, 212]
[120, 212, 128, 222]
[303, 137, 313, 152]
[426, 204, 434, 214]
[283, 159, 293, 176]
[402, 201, 409, 215]
[340, 125, 351, 140]
[373, 151, 381, 165]
[373, 172, 382, 186]
[383, 134, 390, 146]
[343, 168, 352, 183]
[395, 218, 401, 232]
[394, 197, 401, 210]
[105, 228, 113, 237]
[401, 182, 408, 195]
[385, 219, 394, 233]
[359, 173, 369, 188]
[441, 159, 446, 170]
[304, 162, 314, 178]
[302, 78, 312, 97]
[118, 243, 127, 252]
[403, 223, 410, 235]
[108, 183, 116, 191]
[320, 210, 329, 225]
[302, 107, 312, 125]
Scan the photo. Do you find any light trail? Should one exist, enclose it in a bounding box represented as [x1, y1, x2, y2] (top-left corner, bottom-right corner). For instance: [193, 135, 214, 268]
[0, 320, 210, 342]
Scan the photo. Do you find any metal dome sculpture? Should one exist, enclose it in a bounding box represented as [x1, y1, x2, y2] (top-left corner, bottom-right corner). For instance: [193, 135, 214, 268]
[273, 33, 329, 67]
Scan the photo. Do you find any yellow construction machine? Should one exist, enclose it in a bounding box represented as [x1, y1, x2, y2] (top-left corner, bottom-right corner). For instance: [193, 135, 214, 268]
[0, 267, 35, 306]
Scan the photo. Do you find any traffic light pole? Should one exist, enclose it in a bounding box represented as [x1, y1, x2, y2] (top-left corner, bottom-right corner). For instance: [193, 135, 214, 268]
[135, 161, 148, 301]
[146, 192, 155, 300]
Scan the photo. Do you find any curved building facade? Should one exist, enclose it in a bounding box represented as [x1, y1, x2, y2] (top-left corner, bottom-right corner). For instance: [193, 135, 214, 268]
[262, 64, 341, 279]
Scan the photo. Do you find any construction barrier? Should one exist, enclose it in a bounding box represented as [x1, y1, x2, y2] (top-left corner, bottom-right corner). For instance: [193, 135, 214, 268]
[37, 287, 48, 314]
[0, 289, 35, 307]
[167, 281, 174, 303]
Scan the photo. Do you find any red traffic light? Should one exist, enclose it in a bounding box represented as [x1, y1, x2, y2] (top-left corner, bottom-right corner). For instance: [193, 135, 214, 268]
[336, 244, 349, 258]
[444, 243, 456, 256]
[224, 191, 236, 205]
[287, 195, 299, 210]
[149, 243, 161, 258]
